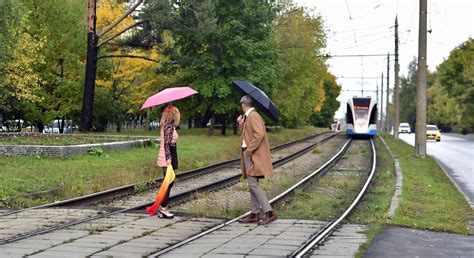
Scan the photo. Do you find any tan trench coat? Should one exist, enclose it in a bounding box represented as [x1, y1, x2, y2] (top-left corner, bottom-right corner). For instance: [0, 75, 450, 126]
[239, 110, 273, 177]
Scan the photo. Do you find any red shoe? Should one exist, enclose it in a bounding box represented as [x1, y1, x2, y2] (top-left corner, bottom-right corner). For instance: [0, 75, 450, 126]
[258, 210, 276, 225]
[239, 213, 260, 223]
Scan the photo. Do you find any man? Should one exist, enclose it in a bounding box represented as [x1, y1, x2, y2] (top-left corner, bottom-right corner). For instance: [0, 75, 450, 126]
[237, 95, 276, 225]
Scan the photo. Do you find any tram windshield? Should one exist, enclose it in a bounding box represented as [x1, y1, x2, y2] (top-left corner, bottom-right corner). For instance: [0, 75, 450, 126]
[354, 108, 368, 120]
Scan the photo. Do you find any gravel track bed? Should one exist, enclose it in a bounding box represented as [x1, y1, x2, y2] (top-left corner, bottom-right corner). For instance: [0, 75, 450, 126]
[310, 139, 372, 201]
[174, 135, 348, 218]
[103, 134, 333, 209]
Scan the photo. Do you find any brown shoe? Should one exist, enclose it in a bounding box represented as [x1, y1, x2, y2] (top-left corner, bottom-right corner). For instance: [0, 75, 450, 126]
[239, 213, 260, 223]
[258, 210, 276, 225]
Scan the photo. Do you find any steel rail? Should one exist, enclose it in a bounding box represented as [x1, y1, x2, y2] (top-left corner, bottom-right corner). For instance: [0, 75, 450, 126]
[292, 138, 376, 258]
[0, 133, 337, 245]
[138, 133, 338, 210]
[1, 132, 332, 217]
[148, 138, 352, 257]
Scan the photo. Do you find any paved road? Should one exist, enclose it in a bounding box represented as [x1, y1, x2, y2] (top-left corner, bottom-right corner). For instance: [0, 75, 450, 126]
[364, 227, 474, 257]
[398, 133, 474, 208]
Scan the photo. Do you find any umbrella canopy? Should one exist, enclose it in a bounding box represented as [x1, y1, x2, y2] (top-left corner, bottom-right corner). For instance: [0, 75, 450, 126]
[232, 80, 279, 122]
[141, 86, 198, 110]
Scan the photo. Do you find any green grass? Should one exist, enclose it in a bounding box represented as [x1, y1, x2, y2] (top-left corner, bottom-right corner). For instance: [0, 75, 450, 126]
[277, 136, 372, 220]
[351, 134, 472, 257]
[277, 173, 366, 220]
[349, 137, 396, 223]
[0, 127, 324, 208]
[349, 137, 396, 257]
[381, 133, 473, 234]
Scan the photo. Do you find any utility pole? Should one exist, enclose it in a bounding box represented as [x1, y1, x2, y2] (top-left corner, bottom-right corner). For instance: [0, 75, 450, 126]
[356, 81, 368, 96]
[385, 53, 390, 133]
[80, 0, 98, 132]
[394, 16, 400, 138]
[415, 0, 427, 157]
[381, 72, 384, 132]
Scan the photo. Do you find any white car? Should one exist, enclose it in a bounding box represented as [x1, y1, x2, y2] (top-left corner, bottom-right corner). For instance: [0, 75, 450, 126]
[43, 126, 60, 134]
[399, 122, 411, 134]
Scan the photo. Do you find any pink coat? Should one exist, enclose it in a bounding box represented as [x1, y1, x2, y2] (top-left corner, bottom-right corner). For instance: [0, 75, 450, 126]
[157, 126, 179, 168]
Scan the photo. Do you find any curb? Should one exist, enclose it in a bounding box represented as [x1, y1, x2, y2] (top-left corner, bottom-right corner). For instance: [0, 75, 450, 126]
[432, 158, 474, 209]
[377, 135, 403, 219]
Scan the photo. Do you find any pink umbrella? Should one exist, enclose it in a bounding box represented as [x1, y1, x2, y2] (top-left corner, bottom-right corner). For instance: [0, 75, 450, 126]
[141, 86, 198, 110]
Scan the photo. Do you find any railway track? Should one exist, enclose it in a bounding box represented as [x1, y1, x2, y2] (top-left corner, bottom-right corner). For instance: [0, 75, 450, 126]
[147, 138, 376, 257]
[292, 138, 376, 257]
[0, 132, 333, 217]
[147, 138, 355, 257]
[0, 132, 337, 246]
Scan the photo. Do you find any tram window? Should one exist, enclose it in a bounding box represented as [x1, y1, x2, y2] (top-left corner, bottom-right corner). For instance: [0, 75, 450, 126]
[355, 109, 368, 120]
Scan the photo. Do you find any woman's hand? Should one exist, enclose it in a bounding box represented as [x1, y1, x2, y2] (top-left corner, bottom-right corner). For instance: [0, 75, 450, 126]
[166, 159, 171, 165]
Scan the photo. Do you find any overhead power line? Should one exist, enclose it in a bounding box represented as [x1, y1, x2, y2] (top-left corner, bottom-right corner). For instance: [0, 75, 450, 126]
[331, 24, 388, 34]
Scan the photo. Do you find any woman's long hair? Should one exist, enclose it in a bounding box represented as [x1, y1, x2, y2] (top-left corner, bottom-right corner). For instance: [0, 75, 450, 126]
[160, 106, 180, 130]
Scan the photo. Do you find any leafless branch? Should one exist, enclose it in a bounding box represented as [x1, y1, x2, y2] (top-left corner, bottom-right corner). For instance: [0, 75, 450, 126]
[97, 55, 159, 63]
[98, 21, 145, 48]
[98, 0, 144, 38]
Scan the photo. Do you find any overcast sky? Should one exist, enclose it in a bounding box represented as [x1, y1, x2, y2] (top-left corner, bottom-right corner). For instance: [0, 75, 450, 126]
[294, 0, 473, 119]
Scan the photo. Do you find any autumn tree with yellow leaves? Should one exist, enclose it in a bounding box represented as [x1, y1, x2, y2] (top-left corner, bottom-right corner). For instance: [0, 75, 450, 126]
[91, 0, 176, 132]
[273, 5, 329, 127]
[80, 0, 147, 132]
[1, 0, 86, 132]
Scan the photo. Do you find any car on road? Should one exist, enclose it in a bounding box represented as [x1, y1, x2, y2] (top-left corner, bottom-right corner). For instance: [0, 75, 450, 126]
[399, 122, 411, 134]
[426, 124, 441, 142]
[44, 119, 78, 134]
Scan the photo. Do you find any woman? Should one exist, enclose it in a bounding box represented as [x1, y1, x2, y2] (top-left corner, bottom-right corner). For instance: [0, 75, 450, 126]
[156, 106, 180, 218]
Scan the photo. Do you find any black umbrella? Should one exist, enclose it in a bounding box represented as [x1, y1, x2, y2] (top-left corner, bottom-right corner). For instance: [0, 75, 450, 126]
[232, 80, 279, 122]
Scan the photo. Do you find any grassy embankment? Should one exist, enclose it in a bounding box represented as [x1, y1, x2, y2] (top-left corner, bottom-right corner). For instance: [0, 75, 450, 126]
[271, 133, 471, 257]
[354, 134, 472, 256]
[381, 134, 472, 234]
[0, 127, 324, 208]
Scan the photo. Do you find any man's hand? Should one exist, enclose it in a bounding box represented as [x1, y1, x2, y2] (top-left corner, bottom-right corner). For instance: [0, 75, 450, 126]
[237, 115, 244, 126]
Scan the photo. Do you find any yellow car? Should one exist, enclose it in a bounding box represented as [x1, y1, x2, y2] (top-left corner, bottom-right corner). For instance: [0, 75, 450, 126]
[426, 125, 441, 142]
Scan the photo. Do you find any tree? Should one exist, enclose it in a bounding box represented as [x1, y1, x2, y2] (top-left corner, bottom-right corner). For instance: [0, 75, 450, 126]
[310, 73, 341, 127]
[428, 81, 460, 132]
[399, 58, 418, 127]
[399, 57, 436, 129]
[1, 0, 87, 132]
[141, 0, 279, 134]
[429, 38, 474, 133]
[30, 0, 87, 132]
[95, 47, 173, 131]
[0, 0, 21, 89]
[0, 0, 24, 127]
[80, 0, 145, 132]
[2, 2, 45, 103]
[273, 5, 327, 127]
[92, 0, 180, 132]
